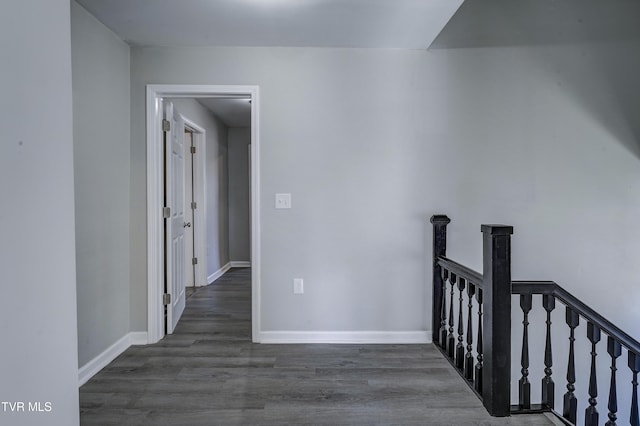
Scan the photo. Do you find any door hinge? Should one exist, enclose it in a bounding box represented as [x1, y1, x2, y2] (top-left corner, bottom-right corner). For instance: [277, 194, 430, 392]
[163, 207, 171, 218]
[163, 293, 171, 305]
[192, 257, 198, 265]
[190, 146, 196, 154]
[162, 119, 170, 131]
[191, 201, 197, 210]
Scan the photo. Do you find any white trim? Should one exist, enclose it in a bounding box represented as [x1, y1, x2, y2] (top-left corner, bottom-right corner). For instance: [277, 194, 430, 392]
[181, 115, 207, 288]
[258, 331, 431, 344]
[146, 90, 164, 344]
[146, 85, 261, 344]
[250, 89, 261, 343]
[207, 262, 232, 284]
[206, 261, 251, 285]
[128, 331, 149, 345]
[78, 332, 149, 386]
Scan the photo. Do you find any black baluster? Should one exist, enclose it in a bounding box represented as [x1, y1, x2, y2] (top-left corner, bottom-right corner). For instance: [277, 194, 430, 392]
[440, 268, 448, 349]
[585, 322, 601, 426]
[541, 294, 555, 409]
[563, 307, 580, 424]
[475, 288, 483, 395]
[465, 283, 476, 381]
[519, 293, 532, 410]
[630, 351, 640, 426]
[456, 278, 466, 370]
[605, 337, 621, 426]
[430, 215, 450, 347]
[447, 273, 456, 359]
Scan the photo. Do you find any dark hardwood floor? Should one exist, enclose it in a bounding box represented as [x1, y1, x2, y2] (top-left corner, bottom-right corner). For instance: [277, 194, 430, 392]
[80, 268, 558, 425]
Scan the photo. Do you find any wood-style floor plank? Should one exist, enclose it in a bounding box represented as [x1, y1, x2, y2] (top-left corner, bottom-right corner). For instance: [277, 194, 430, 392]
[80, 268, 556, 425]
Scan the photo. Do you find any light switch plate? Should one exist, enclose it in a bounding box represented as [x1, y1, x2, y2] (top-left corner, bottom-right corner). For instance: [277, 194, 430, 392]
[275, 193, 291, 209]
[293, 278, 304, 294]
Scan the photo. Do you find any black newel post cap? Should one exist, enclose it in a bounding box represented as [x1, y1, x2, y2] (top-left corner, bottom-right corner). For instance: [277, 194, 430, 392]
[430, 215, 451, 225]
[481, 224, 514, 235]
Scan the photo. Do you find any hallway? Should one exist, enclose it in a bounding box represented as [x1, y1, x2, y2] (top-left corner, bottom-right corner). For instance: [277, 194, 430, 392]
[80, 268, 557, 425]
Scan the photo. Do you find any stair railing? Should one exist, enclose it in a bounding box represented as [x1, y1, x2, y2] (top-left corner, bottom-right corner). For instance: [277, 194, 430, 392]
[430, 215, 640, 425]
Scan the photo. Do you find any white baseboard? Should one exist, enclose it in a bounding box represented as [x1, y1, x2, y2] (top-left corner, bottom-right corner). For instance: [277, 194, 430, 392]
[258, 330, 431, 344]
[205, 262, 251, 285]
[207, 262, 232, 284]
[128, 331, 149, 346]
[78, 331, 149, 386]
[78, 329, 428, 384]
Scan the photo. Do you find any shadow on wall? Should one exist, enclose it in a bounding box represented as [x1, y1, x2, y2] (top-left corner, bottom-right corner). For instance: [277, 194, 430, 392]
[431, 0, 640, 159]
[533, 42, 640, 159]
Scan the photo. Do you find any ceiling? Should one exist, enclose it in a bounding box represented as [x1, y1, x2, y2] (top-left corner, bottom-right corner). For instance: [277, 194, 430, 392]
[196, 98, 252, 128]
[75, 0, 463, 128]
[431, 0, 640, 49]
[74, 0, 463, 49]
[75, 0, 640, 126]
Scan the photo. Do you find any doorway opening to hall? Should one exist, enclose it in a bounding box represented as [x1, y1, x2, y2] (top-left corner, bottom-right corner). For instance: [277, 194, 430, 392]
[162, 96, 252, 335]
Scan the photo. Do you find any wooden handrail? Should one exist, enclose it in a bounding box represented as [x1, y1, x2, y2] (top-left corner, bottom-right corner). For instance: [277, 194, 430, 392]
[437, 257, 483, 287]
[512, 281, 640, 356]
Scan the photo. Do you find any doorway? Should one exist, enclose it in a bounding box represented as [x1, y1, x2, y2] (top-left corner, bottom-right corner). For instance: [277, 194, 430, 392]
[181, 117, 207, 292]
[184, 129, 195, 291]
[146, 85, 261, 344]
[181, 117, 207, 305]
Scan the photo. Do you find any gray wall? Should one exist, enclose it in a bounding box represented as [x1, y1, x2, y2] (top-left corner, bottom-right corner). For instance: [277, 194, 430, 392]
[430, 42, 640, 334]
[166, 98, 230, 284]
[130, 48, 436, 332]
[228, 127, 251, 262]
[431, 42, 640, 415]
[130, 44, 640, 336]
[71, 0, 131, 367]
[0, 0, 80, 424]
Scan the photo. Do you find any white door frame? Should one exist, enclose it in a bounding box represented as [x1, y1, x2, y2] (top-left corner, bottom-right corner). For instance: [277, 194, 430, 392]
[181, 116, 207, 289]
[146, 84, 261, 344]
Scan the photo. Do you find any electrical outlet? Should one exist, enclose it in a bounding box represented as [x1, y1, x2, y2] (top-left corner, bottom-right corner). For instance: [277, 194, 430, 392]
[275, 193, 291, 209]
[293, 278, 304, 294]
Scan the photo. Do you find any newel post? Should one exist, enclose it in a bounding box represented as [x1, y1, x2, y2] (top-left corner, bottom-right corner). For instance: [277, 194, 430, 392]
[481, 224, 514, 417]
[430, 215, 451, 345]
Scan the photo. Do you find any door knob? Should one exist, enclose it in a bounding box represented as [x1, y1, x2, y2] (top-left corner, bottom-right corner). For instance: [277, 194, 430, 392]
[184, 222, 191, 228]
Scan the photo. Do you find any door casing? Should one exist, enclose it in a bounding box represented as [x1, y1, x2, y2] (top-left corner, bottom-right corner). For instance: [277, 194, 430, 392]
[146, 84, 261, 344]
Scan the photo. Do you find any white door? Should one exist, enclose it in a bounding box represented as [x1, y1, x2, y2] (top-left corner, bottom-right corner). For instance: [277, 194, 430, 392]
[164, 101, 186, 334]
[248, 143, 252, 262]
[184, 130, 195, 288]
